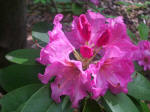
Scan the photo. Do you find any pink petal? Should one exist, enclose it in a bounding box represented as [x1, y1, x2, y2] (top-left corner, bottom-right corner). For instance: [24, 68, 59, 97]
[39, 61, 90, 108]
[37, 14, 74, 65]
[99, 58, 134, 94]
[86, 10, 107, 46]
[96, 29, 110, 47]
[87, 64, 108, 99]
[65, 16, 85, 48]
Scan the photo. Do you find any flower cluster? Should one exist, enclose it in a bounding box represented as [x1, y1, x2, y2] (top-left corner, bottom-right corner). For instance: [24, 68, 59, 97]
[37, 10, 137, 108]
[135, 40, 150, 71]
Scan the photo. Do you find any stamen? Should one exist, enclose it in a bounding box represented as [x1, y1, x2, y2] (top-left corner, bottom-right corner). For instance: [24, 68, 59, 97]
[73, 50, 83, 61]
[83, 47, 102, 70]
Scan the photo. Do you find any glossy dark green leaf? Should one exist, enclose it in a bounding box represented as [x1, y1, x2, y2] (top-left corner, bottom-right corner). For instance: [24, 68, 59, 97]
[20, 85, 51, 112]
[138, 23, 149, 40]
[46, 96, 73, 112]
[104, 92, 139, 112]
[82, 99, 102, 112]
[21, 85, 73, 112]
[128, 72, 150, 100]
[101, 97, 112, 112]
[0, 84, 42, 112]
[0, 64, 44, 92]
[32, 22, 53, 47]
[5, 49, 40, 65]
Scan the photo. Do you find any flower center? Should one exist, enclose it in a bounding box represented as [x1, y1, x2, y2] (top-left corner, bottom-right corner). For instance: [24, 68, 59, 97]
[69, 47, 102, 70]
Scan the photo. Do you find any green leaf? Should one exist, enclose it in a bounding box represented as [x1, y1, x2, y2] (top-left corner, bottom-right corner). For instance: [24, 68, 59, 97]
[134, 62, 143, 72]
[138, 23, 149, 40]
[133, 3, 144, 7]
[82, 99, 102, 112]
[72, 3, 83, 15]
[101, 97, 112, 112]
[5, 49, 40, 65]
[128, 72, 150, 100]
[140, 101, 150, 112]
[20, 85, 51, 112]
[145, 1, 150, 6]
[0, 84, 42, 112]
[32, 22, 53, 47]
[129, 96, 150, 112]
[46, 96, 73, 112]
[21, 85, 73, 112]
[116, 1, 131, 6]
[0, 64, 44, 92]
[105, 15, 116, 18]
[55, 0, 71, 3]
[104, 92, 139, 112]
[127, 29, 138, 44]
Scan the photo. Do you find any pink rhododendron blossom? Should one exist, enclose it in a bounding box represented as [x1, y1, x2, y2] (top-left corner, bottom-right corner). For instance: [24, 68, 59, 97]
[37, 14, 92, 107]
[37, 11, 136, 108]
[135, 40, 150, 70]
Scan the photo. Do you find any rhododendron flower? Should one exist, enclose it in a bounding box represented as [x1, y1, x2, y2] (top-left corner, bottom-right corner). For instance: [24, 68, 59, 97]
[37, 14, 92, 108]
[135, 40, 150, 70]
[37, 10, 136, 108]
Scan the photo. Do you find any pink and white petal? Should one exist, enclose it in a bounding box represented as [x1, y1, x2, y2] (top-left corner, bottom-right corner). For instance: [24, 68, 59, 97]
[65, 30, 85, 49]
[103, 46, 125, 59]
[86, 10, 107, 45]
[65, 16, 85, 48]
[86, 10, 105, 20]
[100, 58, 134, 94]
[92, 73, 108, 98]
[37, 14, 75, 65]
[36, 45, 51, 65]
[70, 76, 89, 108]
[39, 61, 89, 108]
[87, 63, 108, 99]
[51, 76, 72, 103]
[107, 16, 131, 43]
[38, 62, 65, 84]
